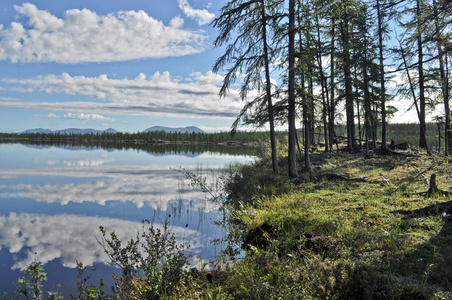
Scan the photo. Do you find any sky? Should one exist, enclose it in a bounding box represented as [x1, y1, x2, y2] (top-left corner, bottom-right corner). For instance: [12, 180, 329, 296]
[0, 0, 428, 134]
[0, 0, 249, 133]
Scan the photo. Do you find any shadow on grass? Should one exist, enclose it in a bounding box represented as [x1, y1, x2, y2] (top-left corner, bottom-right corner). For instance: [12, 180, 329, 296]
[383, 220, 452, 298]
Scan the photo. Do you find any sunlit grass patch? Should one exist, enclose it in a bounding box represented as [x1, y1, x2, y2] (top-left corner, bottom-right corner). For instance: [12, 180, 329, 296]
[221, 151, 452, 299]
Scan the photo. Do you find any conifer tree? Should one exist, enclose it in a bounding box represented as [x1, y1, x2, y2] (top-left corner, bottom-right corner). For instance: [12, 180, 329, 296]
[212, 0, 284, 174]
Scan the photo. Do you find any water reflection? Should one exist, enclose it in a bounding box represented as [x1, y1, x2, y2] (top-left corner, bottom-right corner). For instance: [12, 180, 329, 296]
[0, 143, 253, 295]
[5, 140, 258, 157]
[0, 213, 204, 270]
[0, 164, 213, 209]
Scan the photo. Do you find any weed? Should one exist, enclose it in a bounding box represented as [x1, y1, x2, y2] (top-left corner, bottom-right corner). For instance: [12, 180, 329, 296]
[97, 216, 190, 299]
[14, 261, 63, 300]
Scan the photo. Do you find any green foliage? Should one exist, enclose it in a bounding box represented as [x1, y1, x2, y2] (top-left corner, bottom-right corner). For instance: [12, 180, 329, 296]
[70, 262, 108, 300]
[225, 162, 292, 206]
[15, 262, 63, 300]
[0, 130, 285, 146]
[97, 217, 191, 299]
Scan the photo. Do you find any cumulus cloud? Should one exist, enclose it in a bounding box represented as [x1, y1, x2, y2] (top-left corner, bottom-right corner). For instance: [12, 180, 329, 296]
[0, 3, 208, 63]
[170, 16, 185, 28]
[0, 71, 245, 119]
[63, 112, 114, 121]
[47, 112, 114, 121]
[177, 0, 215, 26]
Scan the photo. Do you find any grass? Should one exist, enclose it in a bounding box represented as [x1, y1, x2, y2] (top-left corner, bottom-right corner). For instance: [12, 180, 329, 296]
[197, 149, 452, 299]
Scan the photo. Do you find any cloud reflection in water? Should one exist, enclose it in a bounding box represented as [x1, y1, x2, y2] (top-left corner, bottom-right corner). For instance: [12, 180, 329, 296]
[0, 164, 220, 210]
[0, 213, 205, 270]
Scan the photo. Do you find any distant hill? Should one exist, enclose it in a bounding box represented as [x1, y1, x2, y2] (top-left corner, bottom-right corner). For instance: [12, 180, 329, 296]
[143, 126, 205, 134]
[22, 128, 118, 135]
[20, 126, 205, 135]
[21, 128, 54, 134]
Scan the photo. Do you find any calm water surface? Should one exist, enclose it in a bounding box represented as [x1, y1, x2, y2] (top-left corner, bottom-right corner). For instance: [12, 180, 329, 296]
[0, 143, 254, 296]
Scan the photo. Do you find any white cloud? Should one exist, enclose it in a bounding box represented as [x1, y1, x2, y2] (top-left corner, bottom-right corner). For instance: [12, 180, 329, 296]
[170, 16, 185, 28]
[46, 112, 115, 122]
[0, 71, 245, 119]
[0, 3, 208, 63]
[0, 97, 19, 101]
[177, 0, 215, 26]
[63, 112, 114, 121]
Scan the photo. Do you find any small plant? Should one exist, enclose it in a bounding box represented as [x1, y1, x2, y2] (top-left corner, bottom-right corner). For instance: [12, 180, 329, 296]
[70, 261, 107, 300]
[14, 261, 63, 300]
[97, 216, 190, 299]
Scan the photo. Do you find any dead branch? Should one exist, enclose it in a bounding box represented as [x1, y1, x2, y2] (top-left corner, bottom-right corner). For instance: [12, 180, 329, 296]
[315, 173, 368, 182]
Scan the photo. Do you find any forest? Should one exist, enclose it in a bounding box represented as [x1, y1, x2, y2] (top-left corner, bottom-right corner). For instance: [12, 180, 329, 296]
[0, 122, 442, 149]
[211, 0, 451, 178]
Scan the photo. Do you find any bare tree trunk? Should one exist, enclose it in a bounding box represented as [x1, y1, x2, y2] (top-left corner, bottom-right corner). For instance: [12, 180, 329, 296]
[340, 17, 356, 151]
[363, 42, 371, 158]
[328, 17, 336, 152]
[446, 55, 452, 153]
[417, 0, 428, 149]
[261, 0, 280, 174]
[297, 0, 311, 178]
[288, 0, 298, 178]
[377, 0, 388, 150]
[397, 37, 431, 155]
[432, 0, 450, 155]
[315, 11, 329, 151]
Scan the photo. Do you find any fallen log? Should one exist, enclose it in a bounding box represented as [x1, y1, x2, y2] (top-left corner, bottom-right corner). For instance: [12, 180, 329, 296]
[315, 173, 368, 182]
[391, 174, 452, 221]
[390, 200, 452, 221]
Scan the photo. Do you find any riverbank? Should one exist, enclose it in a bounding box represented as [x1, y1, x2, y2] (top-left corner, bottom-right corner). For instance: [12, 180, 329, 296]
[205, 150, 452, 299]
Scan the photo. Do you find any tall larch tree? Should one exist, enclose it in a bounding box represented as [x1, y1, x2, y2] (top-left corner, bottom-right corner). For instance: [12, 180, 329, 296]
[212, 0, 283, 174]
[288, 0, 298, 179]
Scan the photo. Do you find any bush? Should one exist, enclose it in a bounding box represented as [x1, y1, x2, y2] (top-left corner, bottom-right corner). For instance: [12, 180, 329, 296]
[97, 217, 191, 299]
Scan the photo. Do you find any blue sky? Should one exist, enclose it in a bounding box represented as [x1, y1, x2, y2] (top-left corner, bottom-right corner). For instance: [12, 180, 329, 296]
[0, 0, 248, 133]
[0, 0, 430, 134]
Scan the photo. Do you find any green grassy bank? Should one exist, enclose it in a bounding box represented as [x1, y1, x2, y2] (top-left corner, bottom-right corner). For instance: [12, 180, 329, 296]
[211, 149, 451, 299]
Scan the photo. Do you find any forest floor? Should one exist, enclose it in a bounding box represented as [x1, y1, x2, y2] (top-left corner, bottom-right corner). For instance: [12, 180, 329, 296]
[196, 148, 452, 299]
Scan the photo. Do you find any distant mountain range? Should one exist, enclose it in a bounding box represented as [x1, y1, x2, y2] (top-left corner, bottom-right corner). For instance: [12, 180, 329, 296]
[21, 126, 205, 135]
[22, 128, 118, 135]
[143, 126, 205, 134]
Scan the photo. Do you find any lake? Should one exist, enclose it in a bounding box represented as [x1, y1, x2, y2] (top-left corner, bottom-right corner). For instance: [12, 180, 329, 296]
[0, 142, 255, 297]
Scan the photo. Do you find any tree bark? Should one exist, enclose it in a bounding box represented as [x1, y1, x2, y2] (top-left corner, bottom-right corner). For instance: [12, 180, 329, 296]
[417, 0, 428, 149]
[432, 0, 450, 155]
[288, 0, 298, 179]
[261, 0, 280, 174]
[329, 17, 336, 152]
[340, 16, 357, 151]
[377, 0, 388, 150]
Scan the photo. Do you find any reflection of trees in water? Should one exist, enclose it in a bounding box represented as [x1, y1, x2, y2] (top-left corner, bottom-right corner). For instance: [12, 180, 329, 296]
[0, 140, 258, 156]
[171, 187, 208, 232]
